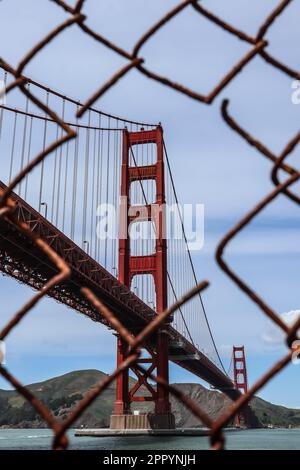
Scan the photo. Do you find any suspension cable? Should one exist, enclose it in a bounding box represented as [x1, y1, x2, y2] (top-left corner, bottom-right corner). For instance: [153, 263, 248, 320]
[129, 144, 195, 346]
[163, 140, 227, 374]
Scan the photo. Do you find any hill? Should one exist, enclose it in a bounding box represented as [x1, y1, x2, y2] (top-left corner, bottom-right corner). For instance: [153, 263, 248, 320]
[0, 370, 299, 428]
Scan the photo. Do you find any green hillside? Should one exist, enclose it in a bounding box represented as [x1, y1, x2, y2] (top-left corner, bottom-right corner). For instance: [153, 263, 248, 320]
[0, 370, 299, 429]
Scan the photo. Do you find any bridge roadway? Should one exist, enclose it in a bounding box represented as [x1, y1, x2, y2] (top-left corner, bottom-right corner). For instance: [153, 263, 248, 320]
[0, 180, 240, 402]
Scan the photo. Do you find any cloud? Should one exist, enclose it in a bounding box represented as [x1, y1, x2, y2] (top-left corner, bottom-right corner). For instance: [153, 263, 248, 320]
[262, 310, 300, 346]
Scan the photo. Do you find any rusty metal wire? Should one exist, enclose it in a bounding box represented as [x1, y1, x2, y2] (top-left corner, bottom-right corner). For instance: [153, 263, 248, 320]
[0, 0, 299, 450]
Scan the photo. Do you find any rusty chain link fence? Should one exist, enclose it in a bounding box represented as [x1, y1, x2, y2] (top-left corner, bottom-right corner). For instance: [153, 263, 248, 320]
[0, 0, 300, 450]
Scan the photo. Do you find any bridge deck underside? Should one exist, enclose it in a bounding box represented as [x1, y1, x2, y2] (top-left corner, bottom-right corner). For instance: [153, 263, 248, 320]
[0, 182, 239, 402]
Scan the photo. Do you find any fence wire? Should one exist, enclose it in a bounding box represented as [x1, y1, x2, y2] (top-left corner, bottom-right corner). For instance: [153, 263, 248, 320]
[0, 0, 299, 450]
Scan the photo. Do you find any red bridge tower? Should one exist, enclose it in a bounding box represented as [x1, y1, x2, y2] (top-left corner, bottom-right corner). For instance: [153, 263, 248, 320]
[233, 345, 248, 427]
[110, 126, 175, 430]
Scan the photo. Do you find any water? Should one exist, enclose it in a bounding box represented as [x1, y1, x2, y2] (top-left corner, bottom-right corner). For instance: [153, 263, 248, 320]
[0, 428, 299, 450]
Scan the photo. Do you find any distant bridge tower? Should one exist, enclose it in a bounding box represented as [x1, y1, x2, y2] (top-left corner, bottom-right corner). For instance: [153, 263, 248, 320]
[110, 126, 175, 430]
[233, 345, 248, 427]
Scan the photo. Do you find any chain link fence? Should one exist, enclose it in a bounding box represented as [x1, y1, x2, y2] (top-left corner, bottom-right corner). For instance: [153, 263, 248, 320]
[0, 0, 299, 450]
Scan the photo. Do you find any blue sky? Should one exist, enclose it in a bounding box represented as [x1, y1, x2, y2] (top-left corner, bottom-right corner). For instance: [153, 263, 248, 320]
[0, 0, 300, 409]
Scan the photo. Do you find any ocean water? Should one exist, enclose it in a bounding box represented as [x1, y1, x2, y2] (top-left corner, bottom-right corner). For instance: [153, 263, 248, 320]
[0, 428, 299, 450]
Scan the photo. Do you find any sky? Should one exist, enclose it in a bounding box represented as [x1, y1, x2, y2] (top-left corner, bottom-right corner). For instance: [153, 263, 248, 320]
[0, 0, 300, 409]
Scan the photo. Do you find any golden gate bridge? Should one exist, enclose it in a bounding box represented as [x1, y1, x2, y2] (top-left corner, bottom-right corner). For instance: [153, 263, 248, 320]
[0, 65, 256, 429]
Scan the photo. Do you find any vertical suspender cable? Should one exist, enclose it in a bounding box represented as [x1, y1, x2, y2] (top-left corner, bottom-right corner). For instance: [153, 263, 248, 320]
[55, 99, 65, 227]
[0, 72, 7, 142]
[51, 123, 60, 222]
[95, 113, 102, 262]
[9, 113, 18, 182]
[24, 116, 33, 201]
[71, 107, 79, 241]
[39, 91, 49, 211]
[62, 139, 69, 233]
[104, 116, 111, 268]
[9, 111, 18, 184]
[90, 126, 97, 259]
[82, 110, 91, 249]
[112, 120, 119, 275]
[19, 86, 29, 197]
